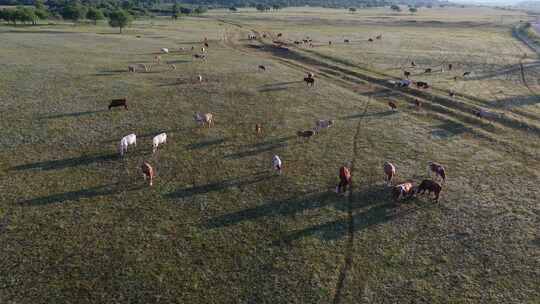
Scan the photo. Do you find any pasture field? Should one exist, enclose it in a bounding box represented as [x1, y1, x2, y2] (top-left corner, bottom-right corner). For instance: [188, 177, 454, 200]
[1, 7, 539, 304]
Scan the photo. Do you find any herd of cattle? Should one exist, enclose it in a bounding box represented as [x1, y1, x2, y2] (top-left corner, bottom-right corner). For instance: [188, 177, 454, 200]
[106, 32, 454, 204]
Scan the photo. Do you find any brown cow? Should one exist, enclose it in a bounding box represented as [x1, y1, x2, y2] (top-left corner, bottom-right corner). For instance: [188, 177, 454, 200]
[424, 68, 432, 73]
[404, 71, 411, 78]
[428, 162, 446, 182]
[255, 124, 262, 135]
[304, 77, 315, 86]
[141, 162, 155, 186]
[297, 130, 315, 139]
[258, 65, 266, 71]
[368, 38, 373, 42]
[336, 166, 352, 194]
[392, 181, 416, 202]
[109, 98, 128, 110]
[383, 162, 396, 185]
[344, 39, 350, 43]
[417, 179, 442, 202]
[414, 99, 421, 109]
[388, 101, 397, 111]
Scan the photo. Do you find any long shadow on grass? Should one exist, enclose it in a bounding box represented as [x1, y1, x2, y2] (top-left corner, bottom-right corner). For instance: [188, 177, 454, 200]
[11, 153, 118, 171]
[431, 121, 472, 138]
[165, 172, 273, 199]
[39, 110, 107, 120]
[19, 183, 143, 206]
[187, 138, 226, 150]
[340, 110, 395, 120]
[257, 81, 303, 93]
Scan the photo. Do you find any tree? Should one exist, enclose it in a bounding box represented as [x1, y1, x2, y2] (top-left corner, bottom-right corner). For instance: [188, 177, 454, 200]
[349, 7, 356, 13]
[86, 7, 104, 25]
[272, 4, 281, 10]
[61, 3, 87, 22]
[193, 6, 207, 15]
[108, 9, 132, 33]
[390, 4, 401, 12]
[256, 4, 265, 12]
[171, 2, 179, 19]
[409, 7, 417, 13]
[180, 7, 192, 15]
[229, 6, 237, 12]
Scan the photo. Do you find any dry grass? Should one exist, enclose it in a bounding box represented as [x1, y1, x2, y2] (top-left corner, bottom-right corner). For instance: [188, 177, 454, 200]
[0, 9, 539, 304]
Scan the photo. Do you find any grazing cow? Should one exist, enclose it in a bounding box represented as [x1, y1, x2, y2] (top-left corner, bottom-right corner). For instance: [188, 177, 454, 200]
[392, 181, 416, 202]
[417, 179, 442, 202]
[128, 65, 136, 72]
[424, 68, 432, 73]
[193, 53, 207, 60]
[204, 42, 209, 48]
[169, 64, 176, 71]
[109, 98, 128, 110]
[368, 38, 373, 42]
[161, 48, 169, 54]
[197, 74, 203, 82]
[315, 119, 333, 132]
[473, 109, 501, 120]
[294, 40, 301, 45]
[297, 130, 315, 139]
[428, 162, 446, 182]
[411, 61, 416, 67]
[414, 99, 421, 109]
[383, 162, 396, 185]
[449, 91, 455, 98]
[277, 33, 282, 37]
[119, 133, 136, 157]
[344, 39, 350, 43]
[336, 166, 352, 194]
[154, 55, 161, 64]
[309, 43, 314, 48]
[329, 41, 332, 45]
[263, 34, 267, 38]
[201, 47, 206, 53]
[272, 155, 282, 174]
[152, 133, 167, 153]
[463, 71, 471, 77]
[303, 39, 308, 43]
[416, 81, 429, 89]
[397, 79, 411, 87]
[255, 124, 262, 135]
[307, 72, 315, 79]
[404, 71, 411, 78]
[388, 101, 397, 111]
[194, 112, 214, 127]
[142, 64, 151, 72]
[304, 77, 315, 86]
[376, 34, 382, 40]
[258, 65, 266, 71]
[204, 37, 208, 42]
[141, 162, 155, 186]
[191, 46, 195, 51]
[448, 63, 453, 71]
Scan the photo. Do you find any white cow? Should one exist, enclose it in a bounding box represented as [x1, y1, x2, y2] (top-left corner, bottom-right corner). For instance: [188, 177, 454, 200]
[272, 155, 282, 174]
[119, 133, 136, 157]
[161, 48, 169, 54]
[194, 112, 214, 127]
[152, 133, 167, 153]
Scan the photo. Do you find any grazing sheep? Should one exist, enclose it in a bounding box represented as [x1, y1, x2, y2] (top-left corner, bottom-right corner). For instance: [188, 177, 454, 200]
[272, 155, 282, 174]
[152, 133, 167, 153]
[109, 98, 128, 110]
[416, 81, 429, 89]
[141, 162, 155, 186]
[161, 48, 169, 54]
[119, 133, 136, 157]
[388, 101, 397, 111]
[194, 112, 214, 127]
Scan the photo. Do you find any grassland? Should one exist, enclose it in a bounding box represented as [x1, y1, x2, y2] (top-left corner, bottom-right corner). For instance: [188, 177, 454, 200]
[1, 7, 539, 304]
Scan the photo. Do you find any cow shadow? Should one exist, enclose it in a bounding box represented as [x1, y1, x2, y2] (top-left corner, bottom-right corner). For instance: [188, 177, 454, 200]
[19, 183, 144, 206]
[257, 81, 303, 93]
[187, 138, 226, 150]
[431, 121, 472, 138]
[165, 172, 272, 199]
[224, 142, 288, 160]
[340, 110, 395, 120]
[39, 110, 107, 120]
[11, 153, 118, 171]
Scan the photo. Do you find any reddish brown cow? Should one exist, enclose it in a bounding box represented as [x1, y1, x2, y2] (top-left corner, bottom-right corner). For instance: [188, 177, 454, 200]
[383, 162, 396, 185]
[255, 124, 262, 135]
[141, 162, 155, 186]
[414, 99, 421, 109]
[417, 179, 442, 202]
[336, 166, 352, 194]
[388, 101, 397, 111]
[109, 98, 128, 110]
[428, 162, 446, 182]
[392, 181, 416, 202]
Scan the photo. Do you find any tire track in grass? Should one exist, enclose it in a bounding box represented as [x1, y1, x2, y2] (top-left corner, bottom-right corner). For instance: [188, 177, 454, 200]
[332, 98, 370, 304]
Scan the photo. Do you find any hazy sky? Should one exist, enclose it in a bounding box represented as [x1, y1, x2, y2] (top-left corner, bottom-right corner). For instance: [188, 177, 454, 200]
[451, 0, 525, 4]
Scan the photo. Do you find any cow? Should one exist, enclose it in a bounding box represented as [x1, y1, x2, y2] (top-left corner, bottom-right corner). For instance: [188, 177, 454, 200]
[414, 99, 421, 109]
[141, 162, 155, 186]
[404, 71, 411, 78]
[428, 162, 446, 182]
[297, 130, 315, 139]
[128, 65, 136, 72]
[272, 155, 282, 174]
[315, 119, 333, 132]
[304, 77, 315, 86]
[392, 181, 416, 202]
[449, 91, 455, 98]
[397, 79, 411, 87]
[307, 72, 315, 79]
[416, 81, 429, 89]
[463, 71, 471, 77]
[329, 41, 332, 45]
[152, 133, 167, 153]
[411, 61, 416, 67]
[388, 101, 397, 111]
[109, 98, 128, 110]
[336, 165, 352, 194]
[383, 162, 396, 185]
[368, 38, 373, 42]
[194, 112, 214, 127]
[119, 133, 136, 157]
[376, 34, 382, 40]
[448, 63, 453, 71]
[255, 124, 262, 135]
[201, 47, 206, 53]
[424, 68, 432, 73]
[277, 33, 283, 37]
[197, 74, 203, 82]
[169, 64, 176, 71]
[473, 109, 501, 120]
[344, 39, 350, 43]
[258, 65, 266, 71]
[204, 42, 209, 48]
[416, 179, 442, 202]
[154, 55, 161, 64]
[161, 48, 169, 54]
